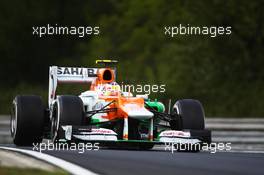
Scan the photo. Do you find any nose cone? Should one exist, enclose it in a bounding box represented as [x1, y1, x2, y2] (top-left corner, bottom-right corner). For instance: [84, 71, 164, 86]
[122, 104, 153, 119]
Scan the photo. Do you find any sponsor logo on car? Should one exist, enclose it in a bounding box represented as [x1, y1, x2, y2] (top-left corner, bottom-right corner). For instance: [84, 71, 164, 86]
[160, 130, 191, 138]
[57, 67, 97, 77]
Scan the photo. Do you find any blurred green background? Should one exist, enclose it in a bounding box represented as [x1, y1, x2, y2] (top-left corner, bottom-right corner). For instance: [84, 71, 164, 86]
[0, 0, 263, 117]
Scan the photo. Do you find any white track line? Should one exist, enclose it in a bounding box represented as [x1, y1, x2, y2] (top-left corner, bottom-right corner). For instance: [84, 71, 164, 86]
[227, 150, 264, 154]
[0, 146, 98, 175]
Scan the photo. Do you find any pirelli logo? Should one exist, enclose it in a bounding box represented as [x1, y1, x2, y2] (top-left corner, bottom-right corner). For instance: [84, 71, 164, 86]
[57, 67, 97, 77]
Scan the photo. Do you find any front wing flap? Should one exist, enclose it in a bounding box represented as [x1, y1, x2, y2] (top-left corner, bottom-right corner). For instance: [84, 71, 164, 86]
[57, 125, 211, 145]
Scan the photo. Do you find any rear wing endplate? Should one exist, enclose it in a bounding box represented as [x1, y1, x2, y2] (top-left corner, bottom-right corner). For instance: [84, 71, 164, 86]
[48, 66, 98, 107]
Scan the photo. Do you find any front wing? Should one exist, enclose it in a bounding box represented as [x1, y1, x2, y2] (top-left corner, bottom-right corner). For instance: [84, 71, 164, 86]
[56, 125, 211, 146]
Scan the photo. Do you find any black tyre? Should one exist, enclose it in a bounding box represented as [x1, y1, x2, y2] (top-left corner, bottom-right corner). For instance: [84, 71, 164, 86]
[173, 99, 205, 130]
[11, 95, 45, 146]
[51, 95, 84, 141]
[173, 99, 205, 152]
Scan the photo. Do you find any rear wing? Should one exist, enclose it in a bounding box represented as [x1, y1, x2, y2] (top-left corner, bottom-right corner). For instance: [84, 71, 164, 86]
[48, 66, 98, 107]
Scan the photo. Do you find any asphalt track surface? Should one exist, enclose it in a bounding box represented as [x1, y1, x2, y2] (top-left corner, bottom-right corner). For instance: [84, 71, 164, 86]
[43, 148, 264, 175]
[1, 144, 264, 175]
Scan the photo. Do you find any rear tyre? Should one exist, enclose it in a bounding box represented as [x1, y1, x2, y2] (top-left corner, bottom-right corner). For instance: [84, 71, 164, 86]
[51, 95, 84, 142]
[11, 95, 45, 146]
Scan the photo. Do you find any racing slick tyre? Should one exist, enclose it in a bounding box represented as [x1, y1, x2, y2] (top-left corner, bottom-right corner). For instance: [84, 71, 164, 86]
[51, 95, 84, 142]
[11, 95, 45, 146]
[173, 99, 205, 130]
[173, 99, 205, 152]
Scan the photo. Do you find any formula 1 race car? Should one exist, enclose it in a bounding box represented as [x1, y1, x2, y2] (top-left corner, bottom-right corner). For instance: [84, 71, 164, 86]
[11, 60, 211, 151]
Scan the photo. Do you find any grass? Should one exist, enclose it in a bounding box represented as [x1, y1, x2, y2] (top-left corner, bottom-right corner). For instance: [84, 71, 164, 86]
[0, 166, 69, 175]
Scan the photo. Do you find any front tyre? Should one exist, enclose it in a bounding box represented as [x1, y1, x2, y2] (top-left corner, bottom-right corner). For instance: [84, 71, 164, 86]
[173, 99, 205, 152]
[51, 95, 84, 142]
[11, 95, 45, 146]
[173, 99, 205, 130]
